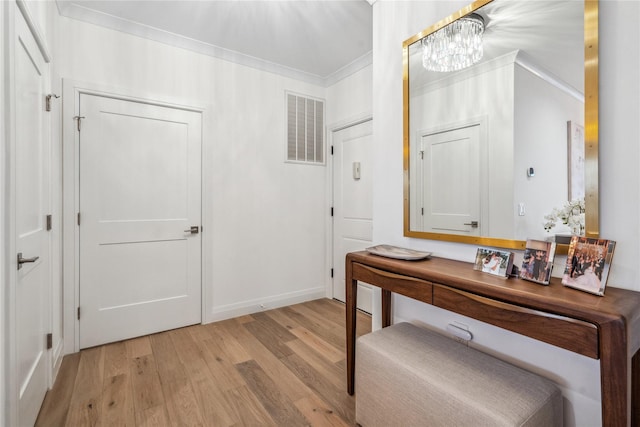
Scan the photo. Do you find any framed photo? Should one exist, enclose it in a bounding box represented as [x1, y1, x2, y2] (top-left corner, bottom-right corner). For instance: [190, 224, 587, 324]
[567, 120, 585, 201]
[473, 248, 514, 278]
[562, 236, 616, 296]
[520, 240, 556, 285]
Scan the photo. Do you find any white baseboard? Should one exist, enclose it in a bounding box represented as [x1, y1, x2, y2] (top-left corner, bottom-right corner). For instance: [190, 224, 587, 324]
[205, 287, 325, 323]
[50, 340, 64, 387]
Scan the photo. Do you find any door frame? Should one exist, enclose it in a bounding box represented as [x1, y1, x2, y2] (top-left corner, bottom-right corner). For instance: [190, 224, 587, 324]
[325, 113, 372, 300]
[62, 79, 209, 353]
[3, 1, 53, 425]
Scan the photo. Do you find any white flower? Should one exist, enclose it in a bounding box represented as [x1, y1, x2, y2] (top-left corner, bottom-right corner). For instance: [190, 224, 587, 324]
[543, 199, 585, 235]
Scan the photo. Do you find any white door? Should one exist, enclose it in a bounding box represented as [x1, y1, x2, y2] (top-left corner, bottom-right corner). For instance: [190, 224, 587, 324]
[78, 94, 202, 349]
[14, 8, 50, 426]
[419, 125, 481, 235]
[332, 120, 373, 313]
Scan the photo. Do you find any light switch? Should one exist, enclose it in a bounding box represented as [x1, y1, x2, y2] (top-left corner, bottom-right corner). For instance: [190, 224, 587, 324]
[518, 202, 526, 216]
[353, 162, 361, 180]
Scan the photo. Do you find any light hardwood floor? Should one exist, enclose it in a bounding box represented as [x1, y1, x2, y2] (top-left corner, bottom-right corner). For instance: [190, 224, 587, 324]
[35, 298, 371, 426]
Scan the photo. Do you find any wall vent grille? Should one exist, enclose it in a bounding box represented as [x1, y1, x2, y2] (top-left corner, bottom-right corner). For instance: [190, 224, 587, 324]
[286, 92, 325, 164]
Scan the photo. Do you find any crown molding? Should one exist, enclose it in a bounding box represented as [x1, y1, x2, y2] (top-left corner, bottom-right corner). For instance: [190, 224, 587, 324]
[412, 50, 583, 103]
[324, 51, 373, 87]
[514, 50, 584, 103]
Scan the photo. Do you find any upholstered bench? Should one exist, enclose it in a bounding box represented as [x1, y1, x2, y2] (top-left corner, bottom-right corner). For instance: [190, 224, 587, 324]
[355, 322, 562, 427]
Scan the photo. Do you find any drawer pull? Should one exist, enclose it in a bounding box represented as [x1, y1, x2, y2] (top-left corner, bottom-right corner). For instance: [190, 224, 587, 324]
[352, 263, 433, 305]
[358, 264, 430, 284]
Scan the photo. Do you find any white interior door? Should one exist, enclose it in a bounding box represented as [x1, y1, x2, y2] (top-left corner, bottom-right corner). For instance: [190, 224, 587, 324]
[14, 8, 50, 426]
[78, 94, 202, 349]
[419, 125, 481, 235]
[332, 120, 373, 313]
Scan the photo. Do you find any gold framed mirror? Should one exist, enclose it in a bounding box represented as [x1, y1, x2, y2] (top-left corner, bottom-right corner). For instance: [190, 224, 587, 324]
[403, 0, 598, 250]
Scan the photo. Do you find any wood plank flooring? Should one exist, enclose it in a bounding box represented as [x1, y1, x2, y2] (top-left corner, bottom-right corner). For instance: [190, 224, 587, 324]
[35, 298, 371, 426]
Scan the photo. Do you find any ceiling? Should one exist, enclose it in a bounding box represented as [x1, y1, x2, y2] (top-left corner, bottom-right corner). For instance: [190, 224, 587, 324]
[56, 0, 373, 86]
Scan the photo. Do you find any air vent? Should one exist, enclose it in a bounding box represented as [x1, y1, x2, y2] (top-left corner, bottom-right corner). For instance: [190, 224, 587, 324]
[286, 92, 325, 164]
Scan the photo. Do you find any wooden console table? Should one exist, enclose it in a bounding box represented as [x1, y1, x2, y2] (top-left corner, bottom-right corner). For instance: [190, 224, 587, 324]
[345, 251, 640, 427]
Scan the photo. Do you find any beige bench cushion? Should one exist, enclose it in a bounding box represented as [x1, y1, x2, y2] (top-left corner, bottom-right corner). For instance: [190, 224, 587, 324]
[356, 322, 562, 427]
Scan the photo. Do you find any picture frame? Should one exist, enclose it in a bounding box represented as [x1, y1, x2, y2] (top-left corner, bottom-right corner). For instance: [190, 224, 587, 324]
[520, 239, 556, 285]
[567, 120, 585, 201]
[473, 248, 514, 278]
[562, 236, 616, 296]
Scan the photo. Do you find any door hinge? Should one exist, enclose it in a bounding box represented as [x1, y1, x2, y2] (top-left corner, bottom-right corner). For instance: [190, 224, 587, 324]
[330, 207, 334, 217]
[421, 207, 424, 216]
[331, 268, 334, 278]
[331, 146, 334, 155]
[73, 115, 86, 132]
[77, 307, 81, 320]
[45, 94, 60, 112]
[77, 212, 81, 226]
[46, 333, 53, 350]
[46, 214, 52, 231]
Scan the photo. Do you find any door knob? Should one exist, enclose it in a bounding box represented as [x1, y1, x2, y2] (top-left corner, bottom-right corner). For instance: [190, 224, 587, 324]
[464, 221, 479, 228]
[17, 252, 39, 270]
[184, 226, 199, 234]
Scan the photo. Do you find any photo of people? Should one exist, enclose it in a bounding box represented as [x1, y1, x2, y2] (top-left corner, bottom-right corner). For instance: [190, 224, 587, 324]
[562, 236, 616, 296]
[520, 240, 556, 285]
[473, 248, 514, 277]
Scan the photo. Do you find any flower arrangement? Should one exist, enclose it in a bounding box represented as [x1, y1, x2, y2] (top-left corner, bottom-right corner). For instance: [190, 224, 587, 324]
[543, 198, 585, 235]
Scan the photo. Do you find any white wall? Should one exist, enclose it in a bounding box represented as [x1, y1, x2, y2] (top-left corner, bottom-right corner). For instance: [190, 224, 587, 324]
[371, 1, 640, 426]
[513, 65, 583, 240]
[599, 1, 640, 291]
[326, 65, 372, 127]
[56, 15, 330, 342]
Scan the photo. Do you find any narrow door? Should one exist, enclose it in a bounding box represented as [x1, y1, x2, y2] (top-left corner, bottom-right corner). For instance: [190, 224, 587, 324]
[332, 120, 373, 313]
[78, 94, 202, 349]
[14, 8, 50, 426]
[419, 125, 481, 235]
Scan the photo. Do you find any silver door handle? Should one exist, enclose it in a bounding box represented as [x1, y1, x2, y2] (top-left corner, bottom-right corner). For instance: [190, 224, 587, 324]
[464, 221, 479, 228]
[17, 252, 39, 270]
[184, 226, 199, 234]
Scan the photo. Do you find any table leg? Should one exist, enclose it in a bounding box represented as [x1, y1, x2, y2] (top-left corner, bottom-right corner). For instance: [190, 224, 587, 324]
[633, 350, 640, 426]
[346, 260, 358, 395]
[382, 289, 392, 327]
[599, 321, 628, 427]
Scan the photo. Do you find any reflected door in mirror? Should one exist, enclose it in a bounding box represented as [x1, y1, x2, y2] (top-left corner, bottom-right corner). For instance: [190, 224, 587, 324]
[414, 125, 481, 236]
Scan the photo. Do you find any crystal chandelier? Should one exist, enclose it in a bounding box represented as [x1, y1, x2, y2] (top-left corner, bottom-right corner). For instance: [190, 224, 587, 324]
[422, 13, 485, 73]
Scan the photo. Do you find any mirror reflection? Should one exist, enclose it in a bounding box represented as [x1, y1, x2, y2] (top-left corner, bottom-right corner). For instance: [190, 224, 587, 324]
[405, 0, 589, 245]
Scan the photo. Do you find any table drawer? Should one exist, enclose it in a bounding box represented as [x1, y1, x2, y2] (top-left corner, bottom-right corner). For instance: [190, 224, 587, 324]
[433, 284, 599, 359]
[352, 263, 433, 304]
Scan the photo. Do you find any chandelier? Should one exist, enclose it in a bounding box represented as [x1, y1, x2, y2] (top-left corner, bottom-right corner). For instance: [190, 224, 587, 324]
[422, 13, 485, 73]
